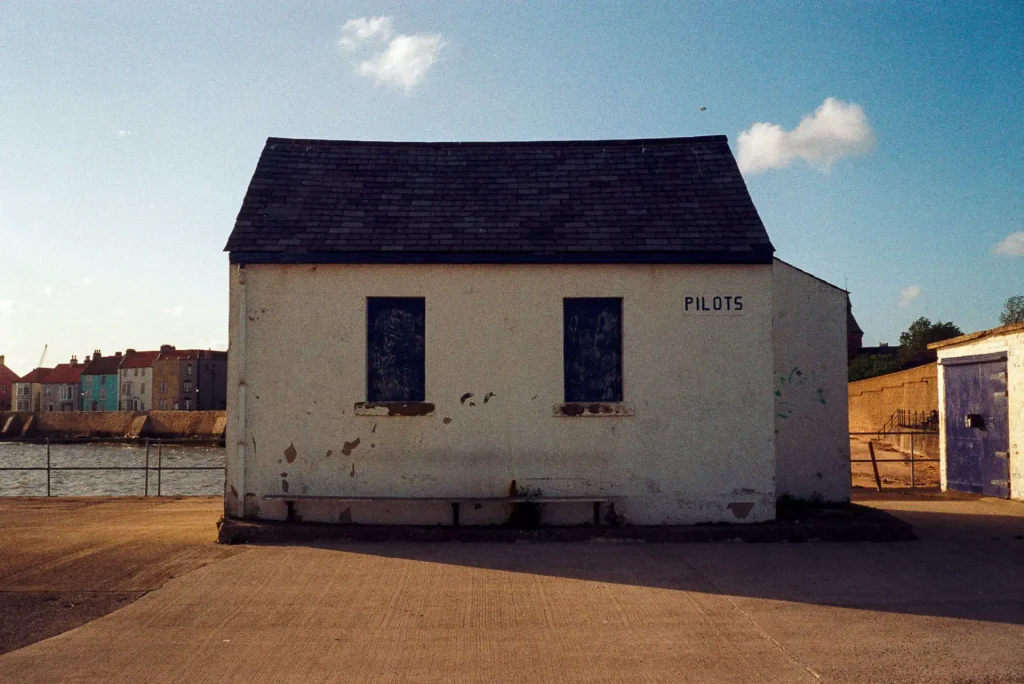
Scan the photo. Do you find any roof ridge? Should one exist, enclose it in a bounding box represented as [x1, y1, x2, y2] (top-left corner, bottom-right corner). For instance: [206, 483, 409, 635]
[264, 135, 730, 148]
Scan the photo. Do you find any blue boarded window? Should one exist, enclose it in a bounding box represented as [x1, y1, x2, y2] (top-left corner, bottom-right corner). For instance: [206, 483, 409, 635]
[367, 297, 426, 402]
[563, 298, 623, 402]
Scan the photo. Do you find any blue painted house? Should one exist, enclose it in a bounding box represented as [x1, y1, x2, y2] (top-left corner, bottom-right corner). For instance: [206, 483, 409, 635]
[80, 350, 122, 412]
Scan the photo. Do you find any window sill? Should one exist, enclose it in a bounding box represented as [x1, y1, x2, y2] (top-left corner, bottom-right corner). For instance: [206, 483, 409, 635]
[354, 402, 435, 417]
[553, 402, 635, 417]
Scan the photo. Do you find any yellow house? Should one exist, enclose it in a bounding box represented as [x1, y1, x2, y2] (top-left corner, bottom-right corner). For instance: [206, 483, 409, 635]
[223, 136, 849, 526]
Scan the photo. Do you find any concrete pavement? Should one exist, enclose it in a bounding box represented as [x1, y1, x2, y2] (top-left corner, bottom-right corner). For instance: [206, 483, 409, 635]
[0, 496, 241, 655]
[1, 493, 1023, 682]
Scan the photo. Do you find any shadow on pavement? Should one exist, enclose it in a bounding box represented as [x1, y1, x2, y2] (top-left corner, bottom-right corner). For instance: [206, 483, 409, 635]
[275, 498, 1024, 627]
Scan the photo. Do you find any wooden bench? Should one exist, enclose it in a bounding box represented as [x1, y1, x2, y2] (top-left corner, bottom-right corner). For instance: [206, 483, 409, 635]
[262, 494, 613, 525]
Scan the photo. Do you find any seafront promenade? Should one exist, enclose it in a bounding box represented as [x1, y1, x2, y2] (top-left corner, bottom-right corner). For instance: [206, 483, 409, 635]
[1, 493, 1024, 682]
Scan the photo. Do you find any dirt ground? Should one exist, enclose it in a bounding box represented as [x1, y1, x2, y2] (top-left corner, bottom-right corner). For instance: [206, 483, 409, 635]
[0, 496, 240, 655]
[850, 435, 940, 489]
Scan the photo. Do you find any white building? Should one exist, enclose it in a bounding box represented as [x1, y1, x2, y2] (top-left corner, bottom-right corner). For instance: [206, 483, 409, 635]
[931, 323, 1024, 500]
[223, 136, 850, 526]
[119, 349, 159, 411]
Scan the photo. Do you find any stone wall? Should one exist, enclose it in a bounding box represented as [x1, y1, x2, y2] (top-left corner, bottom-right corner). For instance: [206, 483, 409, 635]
[847, 363, 938, 433]
[0, 411, 226, 440]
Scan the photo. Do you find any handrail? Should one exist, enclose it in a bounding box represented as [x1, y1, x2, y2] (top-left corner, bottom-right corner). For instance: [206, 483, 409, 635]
[0, 438, 223, 497]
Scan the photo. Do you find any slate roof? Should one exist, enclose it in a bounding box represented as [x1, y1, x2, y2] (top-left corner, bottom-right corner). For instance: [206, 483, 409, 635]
[226, 136, 774, 264]
[81, 355, 123, 377]
[156, 350, 227, 362]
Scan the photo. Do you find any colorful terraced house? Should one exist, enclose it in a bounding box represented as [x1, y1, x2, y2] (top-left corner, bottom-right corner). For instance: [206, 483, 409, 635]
[80, 350, 122, 412]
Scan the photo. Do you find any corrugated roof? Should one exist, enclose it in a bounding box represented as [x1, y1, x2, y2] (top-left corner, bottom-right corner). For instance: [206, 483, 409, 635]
[225, 136, 774, 264]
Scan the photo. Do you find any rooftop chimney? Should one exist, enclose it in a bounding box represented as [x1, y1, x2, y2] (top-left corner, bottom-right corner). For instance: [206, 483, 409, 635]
[160, 344, 175, 353]
[115, 351, 122, 358]
[0, 355, 4, 366]
[93, 350, 102, 361]
[71, 355, 78, 365]
[126, 348, 136, 354]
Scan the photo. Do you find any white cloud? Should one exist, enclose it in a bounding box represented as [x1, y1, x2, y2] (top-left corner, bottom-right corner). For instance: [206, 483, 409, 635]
[43, 286, 53, 297]
[737, 98, 875, 174]
[358, 34, 445, 91]
[163, 305, 184, 318]
[338, 16, 393, 51]
[994, 232, 1024, 257]
[79, 276, 94, 287]
[116, 130, 131, 138]
[339, 17, 445, 92]
[898, 285, 921, 309]
[0, 300, 15, 314]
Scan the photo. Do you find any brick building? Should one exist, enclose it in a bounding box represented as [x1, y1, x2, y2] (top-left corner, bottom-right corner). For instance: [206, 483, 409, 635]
[0, 356, 20, 411]
[153, 345, 227, 410]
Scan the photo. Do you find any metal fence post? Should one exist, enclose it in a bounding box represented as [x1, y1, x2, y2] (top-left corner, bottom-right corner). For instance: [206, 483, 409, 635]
[46, 438, 51, 497]
[144, 439, 150, 496]
[910, 433, 915, 488]
[157, 439, 162, 497]
[868, 441, 883, 491]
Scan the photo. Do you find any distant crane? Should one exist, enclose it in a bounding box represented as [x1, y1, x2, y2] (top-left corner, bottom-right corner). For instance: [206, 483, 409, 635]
[37, 344, 48, 369]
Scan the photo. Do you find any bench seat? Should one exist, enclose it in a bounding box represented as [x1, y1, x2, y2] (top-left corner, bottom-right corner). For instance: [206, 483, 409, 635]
[262, 494, 613, 525]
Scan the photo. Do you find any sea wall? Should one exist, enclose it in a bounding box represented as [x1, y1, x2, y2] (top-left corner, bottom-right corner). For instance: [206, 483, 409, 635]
[0, 411, 226, 440]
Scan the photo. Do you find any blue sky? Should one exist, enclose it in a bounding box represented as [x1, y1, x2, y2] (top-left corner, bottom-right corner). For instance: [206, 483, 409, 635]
[1, 1, 1022, 375]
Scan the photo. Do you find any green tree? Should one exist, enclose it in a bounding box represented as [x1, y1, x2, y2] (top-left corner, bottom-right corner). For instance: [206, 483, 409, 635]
[898, 317, 962, 363]
[849, 354, 902, 381]
[999, 295, 1024, 325]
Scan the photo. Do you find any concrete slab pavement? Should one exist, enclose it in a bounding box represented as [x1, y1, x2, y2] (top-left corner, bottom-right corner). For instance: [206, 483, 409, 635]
[1, 493, 1023, 682]
[0, 496, 241, 655]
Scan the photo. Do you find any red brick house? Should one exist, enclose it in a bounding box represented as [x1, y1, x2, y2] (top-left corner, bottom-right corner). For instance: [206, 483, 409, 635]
[0, 356, 20, 411]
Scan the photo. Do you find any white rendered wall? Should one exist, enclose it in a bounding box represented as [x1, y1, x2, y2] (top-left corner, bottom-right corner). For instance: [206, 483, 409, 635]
[226, 263, 777, 525]
[120, 367, 153, 410]
[771, 260, 851, 502]
[936, 330, 1024, 501]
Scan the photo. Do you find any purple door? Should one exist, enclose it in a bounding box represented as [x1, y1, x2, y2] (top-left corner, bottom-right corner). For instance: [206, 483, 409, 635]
[943, 353, 1010, 498]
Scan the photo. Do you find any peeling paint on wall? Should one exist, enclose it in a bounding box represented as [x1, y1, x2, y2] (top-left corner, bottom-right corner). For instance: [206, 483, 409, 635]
[727, 502, 754, 518]
[284, 442, 297, 464]
[341, 438, 361, 456]
[354, 402, 435, 417]
[554, 402, 635, 417]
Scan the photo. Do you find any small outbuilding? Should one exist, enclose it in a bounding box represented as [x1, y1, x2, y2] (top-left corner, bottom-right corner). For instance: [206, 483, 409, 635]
[223, 136, 850, 526]
[931, 323, 1024, 499]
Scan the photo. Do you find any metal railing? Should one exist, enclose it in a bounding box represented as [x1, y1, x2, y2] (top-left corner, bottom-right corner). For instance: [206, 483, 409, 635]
[876, 409, 939, 438]
[850, 430, 939, 489]
[0, 438, 223, 497]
